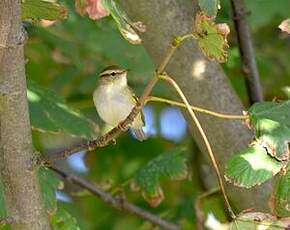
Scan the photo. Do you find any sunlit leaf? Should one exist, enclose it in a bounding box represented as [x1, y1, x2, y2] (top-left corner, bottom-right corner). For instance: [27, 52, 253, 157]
[194, 11, 229, 63]
[198, 0, 220, 18]
[132, 149, 187, 207]
[225, 144, 282, 188]
[22, 0, 68, 21]
[273, 164, 290, 217]
[50, 207, 80, 230]
[278, 18, 290, 34]
[27, 80, 99, 138]
[38, 166, 62, 214]
[249, 100, 290, 161]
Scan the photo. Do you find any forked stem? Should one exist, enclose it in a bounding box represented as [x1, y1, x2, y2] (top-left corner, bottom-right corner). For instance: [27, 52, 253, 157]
[158, 73, 235, 219]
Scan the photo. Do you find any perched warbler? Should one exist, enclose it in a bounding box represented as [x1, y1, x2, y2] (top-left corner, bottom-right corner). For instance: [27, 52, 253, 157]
[93, 65, 146, 141]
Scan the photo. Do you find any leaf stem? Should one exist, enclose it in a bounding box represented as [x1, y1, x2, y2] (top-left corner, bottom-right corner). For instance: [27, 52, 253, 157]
[158, 73, 235, 219]
[146, 96, 248, 120]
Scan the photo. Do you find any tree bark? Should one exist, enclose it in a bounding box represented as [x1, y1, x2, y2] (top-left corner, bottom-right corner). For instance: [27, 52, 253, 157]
[0, 1, 50, 229]
[121, 0, 271, 212]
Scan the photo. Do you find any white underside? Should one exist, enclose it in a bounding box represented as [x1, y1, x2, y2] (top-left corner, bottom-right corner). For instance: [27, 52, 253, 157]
[93, 80, 143, 128]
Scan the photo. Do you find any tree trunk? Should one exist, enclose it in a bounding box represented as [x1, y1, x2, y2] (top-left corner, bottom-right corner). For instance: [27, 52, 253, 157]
[0, 1, 50, 229]
[121, 0, 272, 212]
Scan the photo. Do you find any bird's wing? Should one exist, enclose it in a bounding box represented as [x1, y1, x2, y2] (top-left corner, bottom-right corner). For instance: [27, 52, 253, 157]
[127, 87, 145, 125]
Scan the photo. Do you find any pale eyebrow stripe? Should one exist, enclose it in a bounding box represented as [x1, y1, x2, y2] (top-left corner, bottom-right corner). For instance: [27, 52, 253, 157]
[99, 69, 126, 76]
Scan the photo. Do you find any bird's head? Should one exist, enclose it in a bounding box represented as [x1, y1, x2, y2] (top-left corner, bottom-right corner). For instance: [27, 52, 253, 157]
[98, 65, 128, 85]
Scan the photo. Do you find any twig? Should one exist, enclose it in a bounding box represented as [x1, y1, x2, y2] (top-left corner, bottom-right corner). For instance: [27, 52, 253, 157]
[50, 164, 180, 230]
[41, 34, 193, 165]
[230, 0, 263, 104]
[146, 96, 248, 120]
[158, 73, 235, 218]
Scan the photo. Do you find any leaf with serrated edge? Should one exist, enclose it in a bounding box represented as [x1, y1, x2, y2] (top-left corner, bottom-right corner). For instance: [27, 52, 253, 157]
[225, 144, 282, 188]
[22, 0, 68, 21]
[249, 100, 290, 161]
[194, 12, 229, 63]
[133, 150, 187, 206]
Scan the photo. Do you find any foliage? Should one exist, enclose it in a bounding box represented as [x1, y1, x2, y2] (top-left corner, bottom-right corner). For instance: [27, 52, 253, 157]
[225, 144, 282, 188]
[28, 80, 99, 138]
[225, 100, 290, 188]
[132, 149, 188, 207]
[102, 0, 144, 44]
[194, 12, 229, 63]
[3, 0, 289, 229]
[22, 0, 68, 21]
[249, 100, 290, 161]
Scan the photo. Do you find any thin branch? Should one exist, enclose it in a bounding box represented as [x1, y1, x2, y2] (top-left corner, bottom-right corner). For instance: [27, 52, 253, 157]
[147, 96, 248, 120]
[41, 34, 192, 165]
[230, 0, 264, 104]
[50, 165, 180, 230]
[158, 73, 235, 219]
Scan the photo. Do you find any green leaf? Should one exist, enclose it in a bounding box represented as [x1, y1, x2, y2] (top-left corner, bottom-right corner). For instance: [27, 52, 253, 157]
[50, 207, 80, 230]
[22, 0, 68, 21]
[194, 12, 229, 63]
[38, 166, 62, 213]
[273, 164, 290, 217]
[132, 149, 187, 207]
[198, 0, 219, 18]
[225, 144, 282, 188]
[249, 100, 290, 161]
[102, 0, 144, 44]
[27, 80, 99, 138]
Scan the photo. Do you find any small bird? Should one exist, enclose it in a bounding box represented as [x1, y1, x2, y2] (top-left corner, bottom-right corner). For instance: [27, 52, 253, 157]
[93, 65, 146, 141]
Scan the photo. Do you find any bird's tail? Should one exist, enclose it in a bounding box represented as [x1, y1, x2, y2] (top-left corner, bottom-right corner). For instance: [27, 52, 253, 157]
[131, 128, 147, 141]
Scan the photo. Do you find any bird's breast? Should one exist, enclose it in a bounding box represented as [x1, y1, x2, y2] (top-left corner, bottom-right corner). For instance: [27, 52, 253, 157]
[93, 85, 134, 126]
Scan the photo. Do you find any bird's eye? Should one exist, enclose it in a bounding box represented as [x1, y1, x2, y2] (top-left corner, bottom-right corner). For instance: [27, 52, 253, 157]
[111, 72, 116, 76]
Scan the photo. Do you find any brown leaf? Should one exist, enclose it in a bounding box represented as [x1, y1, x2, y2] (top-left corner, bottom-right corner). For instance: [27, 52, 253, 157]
[142, 187, 164, 208]
[75, 0, 109, 20]
[279, 19, 290, 34]
[86, 0, 109, 20]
